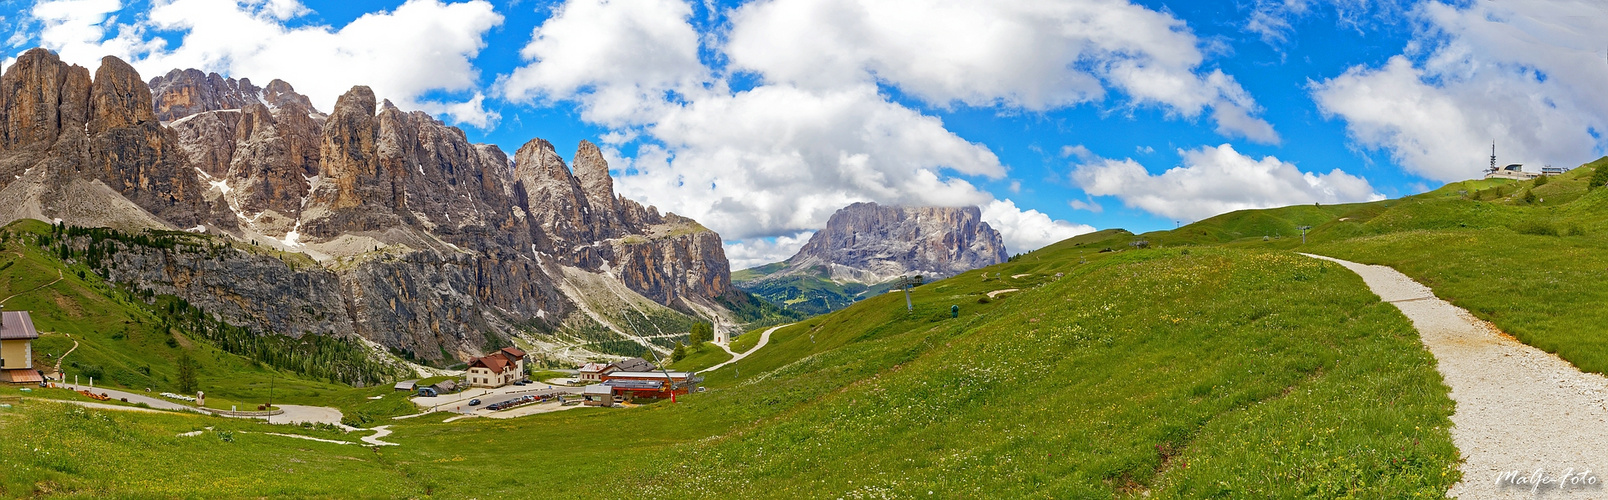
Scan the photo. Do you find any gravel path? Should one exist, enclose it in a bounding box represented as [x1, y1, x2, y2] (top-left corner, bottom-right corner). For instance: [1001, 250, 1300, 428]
[700, 322, 792, 374]
[361, 425, 398, 446]
[1304, 254, 1608, 498]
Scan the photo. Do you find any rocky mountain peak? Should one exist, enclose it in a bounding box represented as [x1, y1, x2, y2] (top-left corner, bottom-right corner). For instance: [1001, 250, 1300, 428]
[787, 202, 1007, 283]
[0, 48, 91, 150]
[148, 68, 263, 121]
[0, 48, 741, 366]
[88, 56, 157, 134]
[261, 79, 316, 113]
[573, 140, 614, 203]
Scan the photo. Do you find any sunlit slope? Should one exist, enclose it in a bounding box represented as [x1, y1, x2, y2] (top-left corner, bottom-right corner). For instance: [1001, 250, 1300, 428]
[1128, 157, 1608, 376]
[0, 220, 397, 415]
[642, 246, 1457, 497]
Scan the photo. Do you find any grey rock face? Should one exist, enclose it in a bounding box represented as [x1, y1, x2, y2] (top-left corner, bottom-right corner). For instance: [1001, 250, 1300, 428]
[148, 69, 263, 122]
[0, 49, 737, 365]
[88, 238, 354, 339]
[783, 202, 1008, 283]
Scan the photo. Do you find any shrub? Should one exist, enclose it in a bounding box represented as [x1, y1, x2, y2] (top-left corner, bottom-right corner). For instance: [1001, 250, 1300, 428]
[76, 363, 105, 381]
[1522, 189, 1537, 204]
[1512, 220, 1559, 236]
[1534, 174, 1549, 186]
[1593, 162, 1608, 189]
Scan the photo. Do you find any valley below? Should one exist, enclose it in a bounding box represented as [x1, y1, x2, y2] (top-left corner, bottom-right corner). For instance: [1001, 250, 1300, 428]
[3, 44, 1608, 500]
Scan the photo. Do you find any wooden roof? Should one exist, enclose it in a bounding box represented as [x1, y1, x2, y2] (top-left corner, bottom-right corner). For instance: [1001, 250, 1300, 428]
[0, 311, 38, 340]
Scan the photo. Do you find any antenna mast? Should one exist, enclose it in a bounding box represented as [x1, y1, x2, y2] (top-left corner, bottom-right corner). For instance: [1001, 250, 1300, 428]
[1489, 141, 1497, 173]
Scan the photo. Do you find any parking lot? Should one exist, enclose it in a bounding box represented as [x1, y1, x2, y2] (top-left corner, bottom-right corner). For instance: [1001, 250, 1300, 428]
[411, 383, 585, 415]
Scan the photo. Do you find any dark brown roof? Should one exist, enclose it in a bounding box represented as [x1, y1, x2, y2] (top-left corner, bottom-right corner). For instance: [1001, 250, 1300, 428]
[0, 311, 38, 340]
[469, 354, 512, 374]
[611, 357, 654, 372]
[499, 346, 526, 361]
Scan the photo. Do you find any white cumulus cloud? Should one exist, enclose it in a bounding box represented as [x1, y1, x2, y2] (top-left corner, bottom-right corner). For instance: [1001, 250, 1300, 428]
[22, 0, 504, 128]
[1312, 0, 1608, 182]
[498, 0, 706, 127]
[1072, 144, 1383, 221]
[981, 198, 1094, 253]
[725, 0, 1278, 143]
[722, 231, 814, 271]
[615, 83, 1004, 240]
[501, 0, 1249, 247]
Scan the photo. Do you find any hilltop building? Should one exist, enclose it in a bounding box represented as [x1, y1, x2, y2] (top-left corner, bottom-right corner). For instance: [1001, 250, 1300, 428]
[1485, 164, 1541, 181]
[0, 310, 42, 385]
[466, 347, 528, 388]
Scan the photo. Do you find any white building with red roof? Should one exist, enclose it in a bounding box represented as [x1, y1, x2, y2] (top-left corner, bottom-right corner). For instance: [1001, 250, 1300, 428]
[466, 347, 527, 388]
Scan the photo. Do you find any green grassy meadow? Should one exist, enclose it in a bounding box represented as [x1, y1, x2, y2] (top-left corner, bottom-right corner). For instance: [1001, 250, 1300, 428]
[2, 236, 1460, 498]
[16, 159, 1608, 497]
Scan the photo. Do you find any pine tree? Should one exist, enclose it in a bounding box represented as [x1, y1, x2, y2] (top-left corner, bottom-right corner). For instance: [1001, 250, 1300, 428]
[176, 351, 199, 394]
[689, 322, 713, 345]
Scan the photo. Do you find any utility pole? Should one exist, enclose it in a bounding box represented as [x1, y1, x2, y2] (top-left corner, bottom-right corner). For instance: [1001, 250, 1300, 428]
[899, 275, 923, 313]
[1297, 225, 1312, 244]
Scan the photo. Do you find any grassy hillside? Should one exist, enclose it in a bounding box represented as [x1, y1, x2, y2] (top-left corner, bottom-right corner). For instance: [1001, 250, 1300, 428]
[24, 159, 1608, 497]
[1, 220, 400, 417]
[733, 268, 898, 316]
[2, 228, 1458, 497]
[1122, 160, 1608, 378]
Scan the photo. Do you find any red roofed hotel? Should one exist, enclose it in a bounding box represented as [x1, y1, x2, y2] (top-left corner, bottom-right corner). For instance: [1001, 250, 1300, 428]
[466, 347, 527, 388]
[0, 310, 42, 385]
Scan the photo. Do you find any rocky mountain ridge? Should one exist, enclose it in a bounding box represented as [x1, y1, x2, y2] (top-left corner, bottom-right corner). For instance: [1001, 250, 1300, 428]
[0, 48, 736, 367]
[734, 202, 1007, 315]
[774, 202, 1007, 283]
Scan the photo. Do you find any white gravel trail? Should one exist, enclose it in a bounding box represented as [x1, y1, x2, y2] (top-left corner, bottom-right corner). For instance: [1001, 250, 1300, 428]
[1304, 254, 1608, 498]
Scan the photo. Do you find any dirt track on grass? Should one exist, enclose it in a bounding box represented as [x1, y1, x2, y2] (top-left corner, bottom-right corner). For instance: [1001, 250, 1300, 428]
[1304, 254, 1608, 498]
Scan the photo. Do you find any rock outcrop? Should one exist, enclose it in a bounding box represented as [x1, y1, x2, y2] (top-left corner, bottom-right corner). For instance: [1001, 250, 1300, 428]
[148, 69, 263, 121]
[0, 48, 737, 366]
[735, 202, 1005, 315]
[784, 202, 1007, 282]
[0, 49, 216, 231]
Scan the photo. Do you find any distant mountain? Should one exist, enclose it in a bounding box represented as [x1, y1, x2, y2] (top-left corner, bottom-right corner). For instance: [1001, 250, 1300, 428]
[0, 47, 763, 369]
[735, 202, 1008, 315]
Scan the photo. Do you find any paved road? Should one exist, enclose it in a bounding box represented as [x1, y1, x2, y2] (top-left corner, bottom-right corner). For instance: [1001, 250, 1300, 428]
[270, 405, 344, 425]
[56, 384, 195, 412]
[55, 384, 344, 425]
[700, 322, 793, 374]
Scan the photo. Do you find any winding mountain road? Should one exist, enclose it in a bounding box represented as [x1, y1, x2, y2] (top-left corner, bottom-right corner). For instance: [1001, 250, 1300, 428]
[700, 323, 792, 374]
[1304, 253, 1608, 498]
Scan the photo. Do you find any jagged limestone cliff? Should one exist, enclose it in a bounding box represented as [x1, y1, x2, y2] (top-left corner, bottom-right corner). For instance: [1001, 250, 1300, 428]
[1, 48, 736, 367]
[735, 202, 1007, 315]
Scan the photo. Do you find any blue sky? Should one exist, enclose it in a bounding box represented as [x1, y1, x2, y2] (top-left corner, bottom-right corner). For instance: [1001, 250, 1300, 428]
[6, 0, 1607, 268]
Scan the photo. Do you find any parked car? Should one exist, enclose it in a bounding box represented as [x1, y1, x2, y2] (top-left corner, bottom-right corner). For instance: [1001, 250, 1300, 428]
[469, 399, 481, 406]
